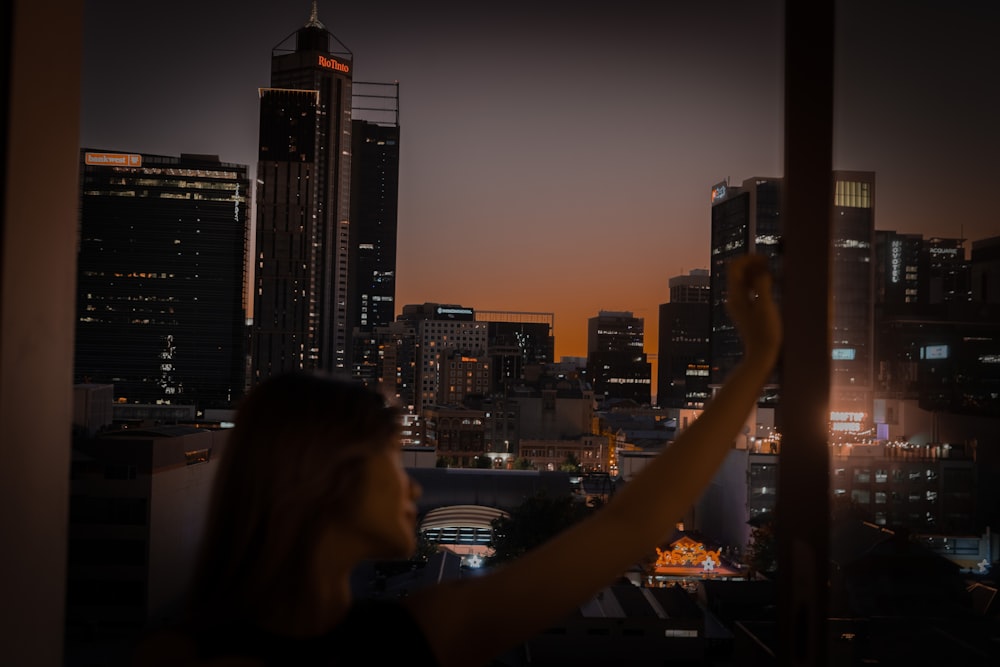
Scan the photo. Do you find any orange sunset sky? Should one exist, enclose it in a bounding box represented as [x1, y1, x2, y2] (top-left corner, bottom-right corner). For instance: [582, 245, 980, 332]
[80, 1, 1000, 386]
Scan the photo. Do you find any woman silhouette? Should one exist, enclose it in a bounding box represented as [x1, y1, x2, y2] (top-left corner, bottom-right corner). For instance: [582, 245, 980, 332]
[135, 253, 781, 667]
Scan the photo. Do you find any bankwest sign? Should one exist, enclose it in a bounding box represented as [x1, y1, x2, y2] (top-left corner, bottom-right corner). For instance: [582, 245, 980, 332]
[85, 152, 142, 167]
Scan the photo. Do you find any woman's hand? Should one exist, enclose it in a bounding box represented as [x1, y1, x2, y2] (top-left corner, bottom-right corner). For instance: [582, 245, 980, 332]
[725, 254, 782, 363]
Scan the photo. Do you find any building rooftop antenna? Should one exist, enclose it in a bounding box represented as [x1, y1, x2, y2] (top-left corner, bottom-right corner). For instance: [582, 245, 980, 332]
[306, 0, 325, 29]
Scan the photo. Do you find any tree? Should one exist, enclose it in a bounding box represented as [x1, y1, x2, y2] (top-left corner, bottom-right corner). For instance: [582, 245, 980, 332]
[488, 492, 592, 565]
[511, 457, 535, 470]
[412, 531, 441, 563]
[743, 515, 777, 578]
[559, 452, 582, 473]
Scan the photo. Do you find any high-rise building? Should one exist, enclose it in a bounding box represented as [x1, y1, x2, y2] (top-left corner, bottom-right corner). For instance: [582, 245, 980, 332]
[586, 311, 652, 406]
[708, 173, 876, 430]
[251, 6, 354, 380]
[75, 150, 249, 412]
[394, 303, 489, 413]
[875, 230, 923, 316]
[923, 236, 972, 307]
[657, 269, 710, 408]
[829, 172, 877, 426]
[475, 310, 555, 391]
[348, 82, 401, 386]
[708, 178, 782, 390]
[972, 235, 1000, 304]
[874, 232, 999, 417]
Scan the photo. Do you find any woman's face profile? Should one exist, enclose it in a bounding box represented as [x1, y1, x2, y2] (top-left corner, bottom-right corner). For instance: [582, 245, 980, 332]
[349, 446, 422, 560]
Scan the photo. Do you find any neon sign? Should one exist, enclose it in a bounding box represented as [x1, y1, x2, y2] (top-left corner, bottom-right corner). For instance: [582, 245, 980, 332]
[711, 181, 728, 204]
[85, 152, 142, 167]
[318, 55, 350, 74]
[890, 239, 902, 284]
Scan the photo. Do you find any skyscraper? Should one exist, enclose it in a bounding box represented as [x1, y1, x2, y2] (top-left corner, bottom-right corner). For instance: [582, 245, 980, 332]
[708, 172, 876, 429]
[393, 303, 489, 413]
[708, 178, 782, 390]
[587, 311, 652, 406]
[75, 150, 249, 411]
[251, 5, 354, 380]
[829, 172, 876, 427]
[348, 83, 401, 385]
[475, 310, 555, 391]
[874, 231, 999, 417]
[657, 269, 710, 408]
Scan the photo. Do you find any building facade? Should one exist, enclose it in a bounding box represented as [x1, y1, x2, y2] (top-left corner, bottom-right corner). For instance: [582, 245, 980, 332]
[251, 7, 354, 380]
[348, 84, 401, 386]
[476, 310, 555, 391]
[829, 172, 877, 430]
[587, 310, 652, 406]
[66, 426, 227, 641]
[657, 269, 711, 409]
[393, 303, 489, 413]
[708, 173, 875, 429]
[874, 232, 1000, 418]
[75, 150, 249, 412]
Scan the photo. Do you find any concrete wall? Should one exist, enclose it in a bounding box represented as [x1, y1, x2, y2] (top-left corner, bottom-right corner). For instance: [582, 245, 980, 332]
[147, 430, 228, 626]
[0, 2, 83, 664]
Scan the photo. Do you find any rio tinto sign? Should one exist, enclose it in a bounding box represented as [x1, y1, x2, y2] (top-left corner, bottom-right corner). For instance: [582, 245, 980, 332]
[85, 152, 142, 167]
[318, 55, 350, 74]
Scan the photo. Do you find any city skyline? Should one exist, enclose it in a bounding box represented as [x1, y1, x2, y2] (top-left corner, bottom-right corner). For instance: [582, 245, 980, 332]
[79, 0, 1000, 361]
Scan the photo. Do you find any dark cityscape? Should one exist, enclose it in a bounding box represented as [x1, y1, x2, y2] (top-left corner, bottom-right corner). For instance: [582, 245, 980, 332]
[2, 1, 999, 666]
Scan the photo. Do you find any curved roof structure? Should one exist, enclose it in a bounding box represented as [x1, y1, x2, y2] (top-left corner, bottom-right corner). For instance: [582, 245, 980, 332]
[419, 504, 509, 532]
[408, 467, 574, 515]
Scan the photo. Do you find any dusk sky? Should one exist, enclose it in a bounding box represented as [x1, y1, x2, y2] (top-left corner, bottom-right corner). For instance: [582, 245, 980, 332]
[79, 0, 999, 367]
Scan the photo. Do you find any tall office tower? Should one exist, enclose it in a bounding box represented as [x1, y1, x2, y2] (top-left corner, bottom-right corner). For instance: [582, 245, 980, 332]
[475, 310, 555, 390]
[251, 5, 354, 381]
[829, 172, 876, 427]
[923, 236, 971, 307]
[972, 235, 1000, 303]
[657, 269, 710, 409]
[438, 349, 491, 406]
[348, 82, 401, 386]
[708, 178, 782, 390]
[874, 233, 997, 414]
[376, 318, 418, 409]
[587, 311, 652, 405]
[709, 172, 875, 428]
[75, 150, 249, 412]
[394, 303, 489, 413]
[875, 230, 923, 316]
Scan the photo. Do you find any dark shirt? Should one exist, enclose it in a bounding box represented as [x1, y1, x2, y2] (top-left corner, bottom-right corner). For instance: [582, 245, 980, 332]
[198, 599, 439, 666]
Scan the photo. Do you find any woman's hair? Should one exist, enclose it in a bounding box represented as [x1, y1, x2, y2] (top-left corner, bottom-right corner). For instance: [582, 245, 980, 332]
[186, 371, 402, 627]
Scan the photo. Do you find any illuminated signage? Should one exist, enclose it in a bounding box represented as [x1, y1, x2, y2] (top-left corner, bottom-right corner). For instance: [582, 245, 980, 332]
[318, 55, 351, 74]
[710, 181, 728, 204]
[85, 152, 142, 167]
[830, 411, 865, 433]
[436, 307, 472, 316]
[921, 345, 949, 360]
[890, 239, 902, 284]
[832, 348, 856, 361]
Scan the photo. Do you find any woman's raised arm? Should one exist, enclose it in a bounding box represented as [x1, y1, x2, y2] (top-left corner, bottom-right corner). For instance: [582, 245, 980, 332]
[407, 254, 783, 667]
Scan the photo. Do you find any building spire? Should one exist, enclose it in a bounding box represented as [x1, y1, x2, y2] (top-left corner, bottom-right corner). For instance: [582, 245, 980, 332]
[306, 1, 325, 29]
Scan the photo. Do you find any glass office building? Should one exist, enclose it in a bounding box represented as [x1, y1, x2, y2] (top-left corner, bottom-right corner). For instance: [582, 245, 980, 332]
[75, 150, 249, 411]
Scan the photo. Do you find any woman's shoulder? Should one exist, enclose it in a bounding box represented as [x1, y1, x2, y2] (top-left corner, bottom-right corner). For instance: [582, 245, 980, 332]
[131, 625, 262, 667]
[130, 599, 437, 667]
[333, 597, 437, 660]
